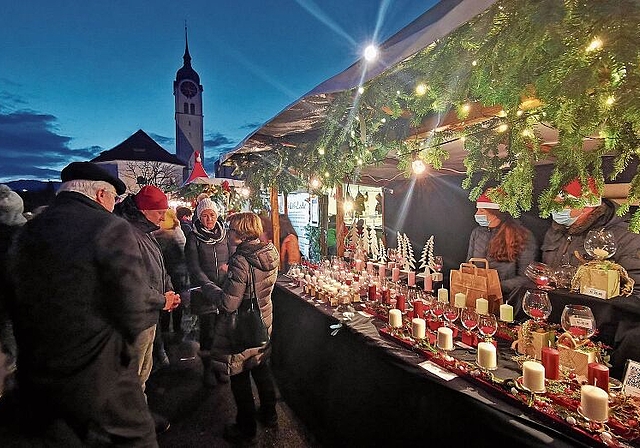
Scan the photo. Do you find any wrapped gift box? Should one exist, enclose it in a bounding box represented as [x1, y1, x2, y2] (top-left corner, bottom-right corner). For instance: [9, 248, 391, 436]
[462, 331, 479, 347]
[558, 346, 597, 376]
[517, 327, 555, 360]
[578, 266, 620, 300]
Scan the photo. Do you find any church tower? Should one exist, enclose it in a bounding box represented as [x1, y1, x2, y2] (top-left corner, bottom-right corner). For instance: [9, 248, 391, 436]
[174, 26, 204, 180]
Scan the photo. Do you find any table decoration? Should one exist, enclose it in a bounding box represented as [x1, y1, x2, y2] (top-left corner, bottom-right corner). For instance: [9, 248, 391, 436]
[557, 304, 601, 376]
[588, 362, 610, 393]
[476, 298, 489, 315]
[412, 317, 426, 340]
[454, 292, 466, 308]
[580, 385, 609, 423]
[477, 341, 497, 370]
[515, 320, 556, 360]
[522, 360, 546, 393]
[389, 309, 403, 328]
[437, 287, 448, 303]
[499, 304, 514, 323]
[541, 347, 560, 380]
[437, 326, 454, 351]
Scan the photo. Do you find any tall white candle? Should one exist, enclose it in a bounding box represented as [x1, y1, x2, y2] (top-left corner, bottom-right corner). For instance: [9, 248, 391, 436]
[580, 385, 609, 422]
[437, 327, 453, 350]
[408, 271, 416, 287]
[411, 318, 426, 339]
[437, 287, 448, 303]
[522, 361, 545, 392]
[477, 342, 497, 370]
[476, 298, 489, 315]
[499, 304, 514, 322]
[392, 267, 400, 282]
[389, 309, 403, 328]
[454, 292, 467, 308]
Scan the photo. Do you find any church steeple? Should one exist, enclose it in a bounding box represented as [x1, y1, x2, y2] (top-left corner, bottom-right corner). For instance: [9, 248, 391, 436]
[174, 24, 204, 179]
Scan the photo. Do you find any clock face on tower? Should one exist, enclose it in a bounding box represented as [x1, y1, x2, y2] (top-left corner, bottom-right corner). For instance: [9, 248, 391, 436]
[180, 81, 198, 98]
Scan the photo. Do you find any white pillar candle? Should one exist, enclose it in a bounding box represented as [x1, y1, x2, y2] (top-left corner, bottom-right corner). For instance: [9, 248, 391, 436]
[522, 361, 545, 393]
[389, 309, 403, 328]
[411, 318, 426, 339]
[580, 385, 609, 422]
[499, 304, 514, 322]
[476, 298, 489, 315]
[437, 287, 448, 303]
[477, 341, 497, 370]
[407, 271, 416, 287]
[437, 327, 453, 350]
[454, 292, 467, 308]
[379, 264, 386, 279]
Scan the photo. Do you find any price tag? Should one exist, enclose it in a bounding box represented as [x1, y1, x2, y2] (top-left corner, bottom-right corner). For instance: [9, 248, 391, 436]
[581, 287, 606, 299]
[569, 315, 593, 330]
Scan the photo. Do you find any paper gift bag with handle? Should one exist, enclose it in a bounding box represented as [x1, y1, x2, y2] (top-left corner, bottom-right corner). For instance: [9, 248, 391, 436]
[449, 258, 503, 314]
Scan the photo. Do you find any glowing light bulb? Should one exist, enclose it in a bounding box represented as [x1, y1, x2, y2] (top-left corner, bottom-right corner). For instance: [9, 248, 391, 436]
[605, 96, 615, 106]
[344, 201, 354, 212]
[415, 83, 427, 96]
[310, 178, 321, 189]
[412, 159, 427, 175]
[318, 147, 325, 155]
[358, 86, 365, 94]
[461, 103, 471, 114]
[364, 44, 378, 61]
[496, 124, 508, 133]
[586, 38, 603, 52]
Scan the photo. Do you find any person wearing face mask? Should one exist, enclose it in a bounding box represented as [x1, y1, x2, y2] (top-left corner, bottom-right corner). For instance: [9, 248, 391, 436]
[541, 177, 640, 291]
[466, 189, 538, 294]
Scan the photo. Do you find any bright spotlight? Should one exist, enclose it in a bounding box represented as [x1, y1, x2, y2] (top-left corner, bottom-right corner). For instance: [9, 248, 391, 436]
[412, 159, 427, 175]
[364, 44, 378, 62]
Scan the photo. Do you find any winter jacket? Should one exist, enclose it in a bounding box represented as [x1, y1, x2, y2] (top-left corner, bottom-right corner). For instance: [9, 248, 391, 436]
[466, 220, 538, 294]
[542, 199, 640, 293]
[185, 219, 230, 288]
[8, 191, 157, 444]
[207, 240, 279, 376]
[115, 195, 173, 330]
[154, 226, 190, 293]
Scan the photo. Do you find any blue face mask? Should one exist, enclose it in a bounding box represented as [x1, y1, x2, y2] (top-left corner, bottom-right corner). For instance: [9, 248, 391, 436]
[474, 214, 490, 227]
[552, 208, 578, 227]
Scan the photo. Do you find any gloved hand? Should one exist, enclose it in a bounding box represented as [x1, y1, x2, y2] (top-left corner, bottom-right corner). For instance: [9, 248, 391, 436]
[201, 282, 222, 303]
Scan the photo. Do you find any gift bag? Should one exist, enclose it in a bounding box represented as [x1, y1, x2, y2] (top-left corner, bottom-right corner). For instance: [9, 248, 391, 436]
[449, 258, 503, 314]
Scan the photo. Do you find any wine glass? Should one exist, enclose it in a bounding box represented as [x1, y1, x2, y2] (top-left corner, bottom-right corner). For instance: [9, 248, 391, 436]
[560, 304, 596, 340]
[460, 308, 479, 332]
[522, 289, 552, 322]
[443, 303, 459, 327]
[525, 261, 555, 290]
[478, 313, 497, 341]
[431, 300, 446, 321]
[584, 229, 616, 260]
[433, 255, 443, 273]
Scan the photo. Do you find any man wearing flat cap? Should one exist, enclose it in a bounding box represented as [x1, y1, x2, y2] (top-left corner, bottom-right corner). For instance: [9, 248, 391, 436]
[8, 161, 171, 446]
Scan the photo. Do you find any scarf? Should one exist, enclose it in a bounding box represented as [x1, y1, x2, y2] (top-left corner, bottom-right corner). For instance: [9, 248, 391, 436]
[192, 218, 226, 245]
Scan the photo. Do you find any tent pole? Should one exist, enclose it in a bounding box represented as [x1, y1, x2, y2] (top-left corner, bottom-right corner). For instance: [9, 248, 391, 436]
[270, 186, 280, 257]
[336, 183, 344, 257]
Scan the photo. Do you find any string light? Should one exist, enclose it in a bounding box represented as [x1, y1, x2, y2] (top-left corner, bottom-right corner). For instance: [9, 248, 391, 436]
[586, 37, 603, 52]
[412, 158, 427, 175]
[364, 44, 379, 61]
[415, 83, 427, 96]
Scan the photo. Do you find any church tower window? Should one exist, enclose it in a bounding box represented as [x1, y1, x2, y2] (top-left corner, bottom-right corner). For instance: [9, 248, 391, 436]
[190, 103, 195, 115]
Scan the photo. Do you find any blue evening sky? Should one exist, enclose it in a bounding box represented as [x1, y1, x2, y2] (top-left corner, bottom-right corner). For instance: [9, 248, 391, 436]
[0, 0, 436, 182]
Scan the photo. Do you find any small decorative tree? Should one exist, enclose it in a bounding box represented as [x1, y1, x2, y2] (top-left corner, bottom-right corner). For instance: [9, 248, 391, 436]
[403, 233, 416, 271]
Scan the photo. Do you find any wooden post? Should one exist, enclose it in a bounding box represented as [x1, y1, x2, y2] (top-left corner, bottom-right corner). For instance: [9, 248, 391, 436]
[319, 194, 329, 257]
[270, 186, 280, 256]
[336, 183, 345, 256]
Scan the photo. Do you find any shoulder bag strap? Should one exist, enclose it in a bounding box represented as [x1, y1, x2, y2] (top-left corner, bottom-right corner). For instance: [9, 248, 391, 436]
[248, 266, 262, 316]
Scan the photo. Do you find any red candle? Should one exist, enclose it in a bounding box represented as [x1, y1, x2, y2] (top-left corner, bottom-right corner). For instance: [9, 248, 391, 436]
[588, 362, 609, 393]
[408, 271, 416, 287]
[392, 267, 400, 282]
[424, 272, 432, 292]
[396, 294, 406, 312]
[367, 284, 376, 301]
[413, 300, 424, 318]
[541, 347, 560, 380]
[382, 288, 391, 304]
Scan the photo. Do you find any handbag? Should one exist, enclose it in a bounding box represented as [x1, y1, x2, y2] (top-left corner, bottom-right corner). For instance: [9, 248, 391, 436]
[449, 258, 503, 314]
[229, 266, 270, 353]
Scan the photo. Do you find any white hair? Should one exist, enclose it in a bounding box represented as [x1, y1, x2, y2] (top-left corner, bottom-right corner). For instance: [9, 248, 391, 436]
[57, 180, 115, 201]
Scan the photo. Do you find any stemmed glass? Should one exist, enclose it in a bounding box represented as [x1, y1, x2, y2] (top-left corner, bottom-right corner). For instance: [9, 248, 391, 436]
[433, 255, 443, 273]
[478, 313, 498, 341]
[560, 304, 596, 340]
[431, 300, 446, 322]
[584, 229, 617, 260]
[443, 303, 459, 327]
[461, 308, 479, 333]
[525, 261, 555, 290]
[522, 289, 552, 322]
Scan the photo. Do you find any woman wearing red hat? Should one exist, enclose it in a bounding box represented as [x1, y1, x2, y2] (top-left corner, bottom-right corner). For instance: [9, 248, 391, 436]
[467, 188, 539, 295]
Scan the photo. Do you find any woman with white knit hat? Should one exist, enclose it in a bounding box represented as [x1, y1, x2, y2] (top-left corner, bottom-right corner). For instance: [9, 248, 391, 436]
[185, 196, 231, 387]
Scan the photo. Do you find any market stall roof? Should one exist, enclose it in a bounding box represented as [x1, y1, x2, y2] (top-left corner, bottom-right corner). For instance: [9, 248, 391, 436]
[221, 0, 499, 182]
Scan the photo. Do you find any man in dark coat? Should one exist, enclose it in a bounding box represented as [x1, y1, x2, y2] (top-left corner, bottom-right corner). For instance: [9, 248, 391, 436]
[8, 162, 173, 446]
[115, 185, 180, 434]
